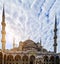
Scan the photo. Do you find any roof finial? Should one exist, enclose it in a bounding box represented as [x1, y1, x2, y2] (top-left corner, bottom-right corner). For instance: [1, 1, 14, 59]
[2, 4, 5, 17]
[55, 14, 57, 29]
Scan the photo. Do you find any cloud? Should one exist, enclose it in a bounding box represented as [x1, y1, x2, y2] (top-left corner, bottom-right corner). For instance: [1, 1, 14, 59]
[0, 0, 60, 52]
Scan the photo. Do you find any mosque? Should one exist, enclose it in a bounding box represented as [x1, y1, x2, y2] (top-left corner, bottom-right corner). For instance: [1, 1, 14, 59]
[0, 6, 60, 64]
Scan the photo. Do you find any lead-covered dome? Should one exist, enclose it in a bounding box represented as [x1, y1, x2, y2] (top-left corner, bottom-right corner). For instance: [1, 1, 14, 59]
[19, 39, 38, 51]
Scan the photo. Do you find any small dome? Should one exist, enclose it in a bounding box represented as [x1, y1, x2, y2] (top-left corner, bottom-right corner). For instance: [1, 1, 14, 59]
[43, 49, 47, 52]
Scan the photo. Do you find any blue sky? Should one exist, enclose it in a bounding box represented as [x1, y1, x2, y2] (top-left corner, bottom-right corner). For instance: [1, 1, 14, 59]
[0, 0, 60, 53]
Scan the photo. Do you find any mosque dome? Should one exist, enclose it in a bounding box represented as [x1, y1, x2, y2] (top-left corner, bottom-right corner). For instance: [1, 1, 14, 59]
[20, 39, 38, 51]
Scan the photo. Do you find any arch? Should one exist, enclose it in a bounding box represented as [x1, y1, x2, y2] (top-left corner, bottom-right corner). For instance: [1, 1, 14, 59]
[15, 55, 21, 61]
[22, 55, 28, 61]
[7, 55, 13, 61]
[56, 56, 59, 59]
[39, 60, 43, 64]
[44, 56, 48, 60]
[22, 55, 28, 64]
[50, 56, 54, 64]
[4, 54, 6, 64]
[50, 56, 54, 61]
[0, 52, 2, 64]
[44, 56, 49, 64]
[30, 55, 35, 64]
[56, 56, 59, 64]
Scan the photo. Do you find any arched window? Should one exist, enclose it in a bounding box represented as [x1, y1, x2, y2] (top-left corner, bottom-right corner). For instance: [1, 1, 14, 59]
[50, 56, 54, 64]
[44, 56, 49, 64]
[30, 55, 35, 64]
[7, 55, 13, 61]
[15, 55, 21, 61]
[0, 52, 2, 64]
[4, 54, 6, 64]
[56, 56, 59, 64]
[39, 60, 43, 64]
[22, 55, 28, 64]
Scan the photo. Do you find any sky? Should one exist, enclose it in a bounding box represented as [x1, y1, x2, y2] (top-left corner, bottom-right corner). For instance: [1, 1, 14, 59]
[0, 0, 60, 53]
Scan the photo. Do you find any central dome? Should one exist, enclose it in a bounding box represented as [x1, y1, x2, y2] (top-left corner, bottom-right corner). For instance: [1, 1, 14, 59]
[21, 39, 38, 51]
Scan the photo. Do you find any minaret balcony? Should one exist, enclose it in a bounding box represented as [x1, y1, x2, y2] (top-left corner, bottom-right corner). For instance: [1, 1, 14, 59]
[54, 36, 57, 39]
[1, 22, 6, 26]
[53, 43, 57, 46]
[54, 29, 57, 32]
[1, 31, 6, 34]
[1, 40, 6, 43]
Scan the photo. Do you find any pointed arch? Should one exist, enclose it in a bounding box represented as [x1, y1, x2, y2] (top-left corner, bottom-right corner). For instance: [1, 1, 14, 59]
[56, 56, 59, 64]
[50, 56, 54, 64]
[39, 60, 43, 64]
[15, 55, 21, 61]
[44, 56, 48, 60]
[7, 55, 14, 61]
[44, 56, 49, 64]
[30, 55, 35, 64]
[0, 52, 2, 64]
[22, 55, 28, 64]
[4, 54, 6, 64]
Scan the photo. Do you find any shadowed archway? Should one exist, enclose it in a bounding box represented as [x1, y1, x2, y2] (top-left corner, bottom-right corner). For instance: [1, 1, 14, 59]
[30, 55, 35, 64]
[22, 55, 28, 64]
[15, 55, 21, 64]
[50, 56, 54, 64]
[56, 56, 59, 64]
[44, 56, 49, 64]
[7, 55, 14, 61]
[15, 55, 21, 61]
[0, 52, 2, 64]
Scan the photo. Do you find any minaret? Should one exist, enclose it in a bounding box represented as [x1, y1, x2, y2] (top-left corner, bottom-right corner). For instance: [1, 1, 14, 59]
[1, 5, 6, 51]
[53, 15, 57, 53]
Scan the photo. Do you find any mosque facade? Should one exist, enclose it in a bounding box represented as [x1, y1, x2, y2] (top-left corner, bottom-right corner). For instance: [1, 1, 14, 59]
[0, 7, 60, 64]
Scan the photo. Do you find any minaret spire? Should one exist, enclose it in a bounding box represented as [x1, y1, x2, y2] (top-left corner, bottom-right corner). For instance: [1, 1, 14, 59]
[53, 15, 57, 53]
[2, 4, 5, 21]
[1, 4, 6, 51]
[3, 4, 5, 16]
